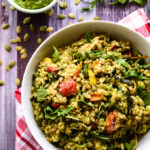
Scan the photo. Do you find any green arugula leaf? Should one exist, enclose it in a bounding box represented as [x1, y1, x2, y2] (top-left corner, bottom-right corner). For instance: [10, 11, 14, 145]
[37, 86, 47, 102]
[44, 106, 58, 120]
[137, 86, 150, 106]
[107, 51, 120, 59]
[90, 130, 110, 140]
[85, 32, 92, 43]
[44, 106, 74, 120]
[124, 70, 150, 80]
[57, 106, 74, 116]
[116, 59, 131, 68]
[125, 139, 137, 150]
[82, 0, 146, 11]
[52, 46, 59, 63]
[124, 70, 138, 78]
[118, 0, 127, 4]
[134, 0, 147, 6]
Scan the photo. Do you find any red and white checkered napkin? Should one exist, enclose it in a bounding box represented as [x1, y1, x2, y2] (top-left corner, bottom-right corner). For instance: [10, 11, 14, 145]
[15, 8, 150, 150]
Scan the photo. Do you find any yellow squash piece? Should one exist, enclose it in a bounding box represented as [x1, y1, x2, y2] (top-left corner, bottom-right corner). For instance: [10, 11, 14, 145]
[43, 57, 53, 65]
[88, 69, 96, 85]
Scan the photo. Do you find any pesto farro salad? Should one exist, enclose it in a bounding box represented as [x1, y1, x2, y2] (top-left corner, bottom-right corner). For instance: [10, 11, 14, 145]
[31, 32, 150, 150]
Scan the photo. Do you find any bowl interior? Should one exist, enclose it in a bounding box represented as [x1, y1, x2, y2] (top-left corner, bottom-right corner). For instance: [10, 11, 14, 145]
[7, 0, 57, 14]
[22, 21, 150, 150]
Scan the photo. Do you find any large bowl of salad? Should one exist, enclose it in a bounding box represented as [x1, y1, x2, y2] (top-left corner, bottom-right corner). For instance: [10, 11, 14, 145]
[22, 21, 150, 150]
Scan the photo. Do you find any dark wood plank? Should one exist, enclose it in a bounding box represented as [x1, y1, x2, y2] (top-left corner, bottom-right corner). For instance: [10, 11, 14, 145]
[0, 1, 17, 149]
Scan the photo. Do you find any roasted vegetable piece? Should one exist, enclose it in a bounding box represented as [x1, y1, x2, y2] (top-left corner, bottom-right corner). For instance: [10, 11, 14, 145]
[105, 110, 118, 133]
[88, 69, 96, 85]
[74, 62, 82, 78]
[47, 66, 57, 73]
[90, 93, 106, 101]
[59, 79, 76, 97]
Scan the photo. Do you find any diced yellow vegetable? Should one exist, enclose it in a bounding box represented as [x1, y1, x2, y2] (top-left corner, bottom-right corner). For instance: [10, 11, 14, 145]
[43, 57, 52, 64]
[88, 69, 96, 85]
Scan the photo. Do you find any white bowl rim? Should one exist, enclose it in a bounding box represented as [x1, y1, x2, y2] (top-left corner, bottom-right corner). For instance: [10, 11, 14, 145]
[22, 20, 150, 149]
[7, 0, 57, 14]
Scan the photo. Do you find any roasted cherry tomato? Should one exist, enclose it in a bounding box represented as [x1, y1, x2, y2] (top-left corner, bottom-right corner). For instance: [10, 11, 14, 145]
[59, 79, 76, 97]
[105, 111, 118, 134]
[52, 102, 60, 109]
[47, 66, 57, 73]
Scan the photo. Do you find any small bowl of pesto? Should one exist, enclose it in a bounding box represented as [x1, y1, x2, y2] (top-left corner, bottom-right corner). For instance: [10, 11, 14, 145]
[7, 0, 57, 14]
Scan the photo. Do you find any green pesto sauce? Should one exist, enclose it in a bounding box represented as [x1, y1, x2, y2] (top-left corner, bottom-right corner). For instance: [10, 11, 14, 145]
[14, 0, 53, 9]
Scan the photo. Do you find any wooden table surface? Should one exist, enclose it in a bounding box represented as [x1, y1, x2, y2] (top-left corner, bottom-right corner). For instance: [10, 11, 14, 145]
[0, 0, 150, 149]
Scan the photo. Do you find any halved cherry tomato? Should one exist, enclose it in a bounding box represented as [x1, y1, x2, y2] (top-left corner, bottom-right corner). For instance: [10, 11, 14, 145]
[105, 111, 118, 134]
[47, 66, 57, 73]
[74, 62, 82, 78]
[90, 93, 106, 101]
[52, 102, 60, 109]
[59, 79, 76, 97]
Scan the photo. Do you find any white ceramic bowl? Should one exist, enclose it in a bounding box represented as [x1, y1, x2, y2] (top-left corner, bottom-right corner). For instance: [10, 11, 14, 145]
[7, 0, 57, 14]
[22, 21, 150, 150]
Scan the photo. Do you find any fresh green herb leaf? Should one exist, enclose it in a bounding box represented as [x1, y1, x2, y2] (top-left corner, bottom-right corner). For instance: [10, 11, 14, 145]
[124, 70, 138, 78]
[134, 0, 147, 6]
[90, 130, 110, 140]
[116, 59, 131, 68]
[124, 70, 150, 80]
[137, 86, 150, 106]
[48, 73, 59, 80]
[44, 105, 58, 120]
[85, 32, 92, 43]
[52, 46, 59, 63]
[118, 0, 127, 4]
[48, 73, 53, 78]
[107, 51, 120, 60]
[57, 106, 74, 116]
[37, 86, 47, 102]
[44, 106, 74, 120]
[125, 139, 137, 150]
